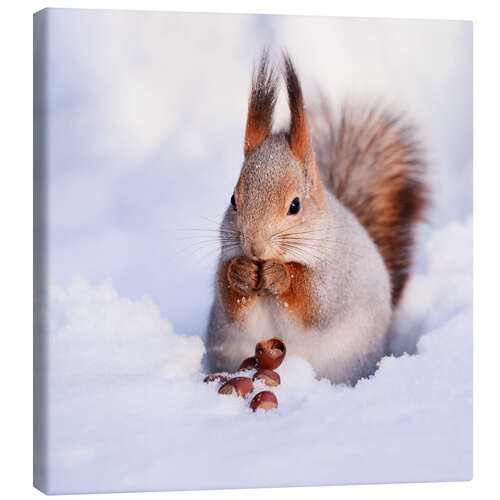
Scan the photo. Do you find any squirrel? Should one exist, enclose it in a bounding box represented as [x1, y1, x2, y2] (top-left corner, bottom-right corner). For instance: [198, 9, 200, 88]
[206, 52, 427, 384]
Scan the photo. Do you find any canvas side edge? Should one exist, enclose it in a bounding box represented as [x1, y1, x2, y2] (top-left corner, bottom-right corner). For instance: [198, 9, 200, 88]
[33, 9, 50, 495]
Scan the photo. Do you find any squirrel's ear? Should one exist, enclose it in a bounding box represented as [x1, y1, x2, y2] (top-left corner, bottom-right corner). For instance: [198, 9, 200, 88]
[244, 50, 278, 156]
[283, 53, 312, 165]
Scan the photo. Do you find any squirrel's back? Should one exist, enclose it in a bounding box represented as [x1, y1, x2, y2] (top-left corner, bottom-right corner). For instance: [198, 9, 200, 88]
[310, 103, 427, 305]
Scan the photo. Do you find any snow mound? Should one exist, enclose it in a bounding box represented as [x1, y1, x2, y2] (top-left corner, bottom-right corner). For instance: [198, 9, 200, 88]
[390, 216, 472, 356]
[49, 277, 205, 389]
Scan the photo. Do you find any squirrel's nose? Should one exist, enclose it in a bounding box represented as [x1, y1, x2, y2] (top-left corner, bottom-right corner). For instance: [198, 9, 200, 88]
[242, 233, 267, 260]
[250, 241, 266, 260]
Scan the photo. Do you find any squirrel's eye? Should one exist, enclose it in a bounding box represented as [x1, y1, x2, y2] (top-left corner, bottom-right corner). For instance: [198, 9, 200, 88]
[288, 197, 300, 215]
[230, 193, 237, 211]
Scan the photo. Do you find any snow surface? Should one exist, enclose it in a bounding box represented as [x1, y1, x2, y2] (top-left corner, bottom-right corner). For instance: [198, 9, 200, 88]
[40, 9, 472, 494]
[46, 219, 472, 493]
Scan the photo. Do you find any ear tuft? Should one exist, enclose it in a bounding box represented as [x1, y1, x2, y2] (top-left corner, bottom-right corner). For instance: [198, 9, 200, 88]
[244, 50, 279, 156]
[282, 52, 311, 164]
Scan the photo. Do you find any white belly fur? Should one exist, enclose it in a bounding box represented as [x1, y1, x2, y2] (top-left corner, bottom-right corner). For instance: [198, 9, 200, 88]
[221, 294, 389, 385]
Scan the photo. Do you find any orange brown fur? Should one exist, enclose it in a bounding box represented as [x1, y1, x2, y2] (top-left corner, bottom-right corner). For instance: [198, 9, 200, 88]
[218, 259, 256, 323]
[283, 53, 311, 165]
[221, 256, 321, 329]
[244, 51, 279, 156]
[279, 262, 322, 329]
[310, 104, 428, 305]
[259, 259, 291, 297]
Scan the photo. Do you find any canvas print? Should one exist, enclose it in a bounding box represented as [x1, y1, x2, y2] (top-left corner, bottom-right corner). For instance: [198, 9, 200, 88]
[33, 8, 473, 494]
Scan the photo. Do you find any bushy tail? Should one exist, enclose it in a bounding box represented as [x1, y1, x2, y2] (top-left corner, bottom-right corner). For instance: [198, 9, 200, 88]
[310, 102, 428, 306]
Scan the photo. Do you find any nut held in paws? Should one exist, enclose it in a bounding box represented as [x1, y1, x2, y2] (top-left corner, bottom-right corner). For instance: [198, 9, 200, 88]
[250, 391, 278, 411]
[255, 337, 286, 370]
[218, 377, 254, 398]
[252, 369, 280, 387]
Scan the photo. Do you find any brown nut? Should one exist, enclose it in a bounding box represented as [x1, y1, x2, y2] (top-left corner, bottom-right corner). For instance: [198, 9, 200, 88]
[218, 377, 254, 398]
[255, 337, 286, 370]
[203, 373, 229, 384]
[250, 391, 278, 412]
[239, 356, 257, 371]
[252, 369, 280, 387]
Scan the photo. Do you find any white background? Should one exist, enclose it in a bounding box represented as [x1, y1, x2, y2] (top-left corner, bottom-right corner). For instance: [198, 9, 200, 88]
[0, 0, 498, 499]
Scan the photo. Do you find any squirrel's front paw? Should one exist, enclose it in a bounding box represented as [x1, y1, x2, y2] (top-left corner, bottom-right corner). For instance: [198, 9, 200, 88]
[259, 260, 291, 297]
[227, 257, 260, 296]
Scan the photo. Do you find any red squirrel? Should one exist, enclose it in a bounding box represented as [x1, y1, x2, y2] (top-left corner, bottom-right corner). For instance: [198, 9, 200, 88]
[206, 51, 427, 384]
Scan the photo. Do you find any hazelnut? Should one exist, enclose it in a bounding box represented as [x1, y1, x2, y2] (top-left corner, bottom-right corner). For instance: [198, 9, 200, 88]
[239, 356, 257, 371]
[203, 373, 229, 384]
[218, 377, 254, 398]
[252, 369, 280, 387]
[250, 391, 278, 411]
[255, 337, 286, 370]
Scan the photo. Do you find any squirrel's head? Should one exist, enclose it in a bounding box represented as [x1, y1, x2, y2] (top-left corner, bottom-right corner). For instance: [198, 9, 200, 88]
[226, 52, 328, 264]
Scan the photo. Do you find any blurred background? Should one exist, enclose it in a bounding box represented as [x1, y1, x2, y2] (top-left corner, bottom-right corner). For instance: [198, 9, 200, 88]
[45, 9, 472, 337]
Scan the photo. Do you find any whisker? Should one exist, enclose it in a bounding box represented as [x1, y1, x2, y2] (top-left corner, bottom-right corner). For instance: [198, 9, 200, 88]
[173, 241, 223, 257]
[173, 228, 239, 236]
[277, 233, 366, 261]
[271, 219, 351, 239]
[278, 242, 325, 264]
[279, 234, 370, 252]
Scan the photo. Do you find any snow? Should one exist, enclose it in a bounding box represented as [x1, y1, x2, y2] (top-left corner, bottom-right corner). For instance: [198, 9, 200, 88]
[45, 218, 472, 493]
[48, 277, 205, 385]
[39, 8, 472, 494]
